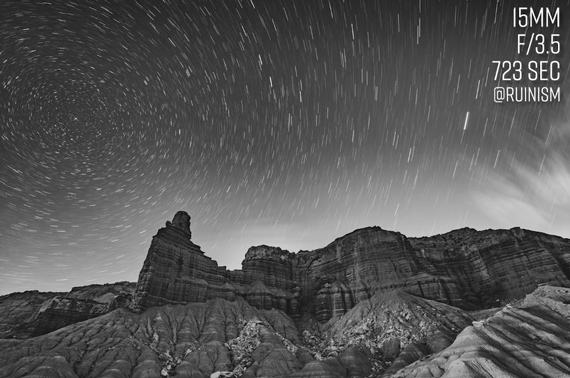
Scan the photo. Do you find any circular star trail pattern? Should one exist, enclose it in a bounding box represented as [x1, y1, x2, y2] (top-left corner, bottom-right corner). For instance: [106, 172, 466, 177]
[1, 0, 569, 295]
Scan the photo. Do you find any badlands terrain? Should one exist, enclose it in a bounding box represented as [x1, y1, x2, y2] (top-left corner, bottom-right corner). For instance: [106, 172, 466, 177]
[1, 211, 570, 377]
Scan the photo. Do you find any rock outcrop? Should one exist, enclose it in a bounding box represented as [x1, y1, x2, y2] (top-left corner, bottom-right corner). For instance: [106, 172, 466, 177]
[409, 227, 570, 307]
[133, 213, 570, 324]
[0, 281, 135, 339]
[131, 211, 231, 311]
[324, 290, 473, 358]
[390, 285, 570, 377]
[292, 228, 470, 322]
[131, 212, 300, 315]
[0, 290, 64, 339]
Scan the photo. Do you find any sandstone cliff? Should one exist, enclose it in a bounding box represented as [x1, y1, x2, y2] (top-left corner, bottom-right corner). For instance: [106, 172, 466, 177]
[409, 227, 570, 306]
[0, 297, 307, 378]
[132, 212, 570, 325]
[131, 211, 299, 314]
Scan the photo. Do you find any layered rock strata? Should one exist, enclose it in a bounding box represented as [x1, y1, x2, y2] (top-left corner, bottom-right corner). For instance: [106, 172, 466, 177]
[409, 227, 570, 307]
[131, 211, 299, 314]
[133, 213, 570, 324]
[292, 228, 469, 321]
[390, 285, 570, 377]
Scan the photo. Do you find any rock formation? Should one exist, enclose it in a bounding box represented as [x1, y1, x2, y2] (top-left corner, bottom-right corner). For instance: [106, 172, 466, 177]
[133, 213, 570, 324]
[0, 290, 63, 339]
[2, 211, 570, 377]
[0, 281, 135, 339]
[409, 227, 570, 306]
[390, 285, 570, 377]
[131, 212, 299, 315]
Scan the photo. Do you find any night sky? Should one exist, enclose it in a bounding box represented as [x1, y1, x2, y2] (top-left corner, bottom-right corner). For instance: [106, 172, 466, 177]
[1, 0, 569, 295]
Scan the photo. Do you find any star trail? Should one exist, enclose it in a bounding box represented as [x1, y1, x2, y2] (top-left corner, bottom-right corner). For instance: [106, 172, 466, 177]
[1, 0, 569, 295]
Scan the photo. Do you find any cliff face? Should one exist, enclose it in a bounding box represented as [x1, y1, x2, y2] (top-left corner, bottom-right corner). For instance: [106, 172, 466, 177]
[131, 211, 230, 310]
[132, 211, 300, 315]
[292, 228, 468, 322]
[0, 297, 309, 378]
[409, 227, 570, 306]
[132, 212, 570, 324]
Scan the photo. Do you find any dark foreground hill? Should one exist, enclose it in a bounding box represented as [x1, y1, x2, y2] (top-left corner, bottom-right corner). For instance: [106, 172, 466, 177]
[2, 211, 570, 377]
